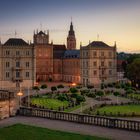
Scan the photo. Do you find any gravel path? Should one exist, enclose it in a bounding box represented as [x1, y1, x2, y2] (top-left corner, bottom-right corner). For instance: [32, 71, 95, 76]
[0, 116, 140, 140]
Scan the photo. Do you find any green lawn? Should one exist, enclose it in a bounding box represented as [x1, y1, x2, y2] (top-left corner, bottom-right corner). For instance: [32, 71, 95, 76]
[92, 104, 140, 116]
[0, 124, 109, 140]
[31, 97, 69, 110]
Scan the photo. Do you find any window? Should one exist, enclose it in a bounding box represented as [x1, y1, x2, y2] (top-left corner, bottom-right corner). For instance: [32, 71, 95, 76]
[16, 71, 20, 78]
[93, 70, 97, 76]
[109, 61, 112, 67]
[109, 70, 112, 75]
[26, 51, 30, 56]
[26, 62, 30, 67]
[16, 51, 20, 56]
[101, 61, 104, 67]
[101, 52, 104, 57]
[109, 52, 112, 57]
[86, 52, 88, 57]
[83, 52, 85, 57]
[6, 72, 10, 78]
[86, 61, 88, 67]
[6, 62, 10, 68]
[26, 72, 30, 77]
[83, 61, 85, 67]
[6, 50, 10, 55]
[93, 51, 97, 57]
[16, 61, 20, 67]
[93, 61, 97, 67]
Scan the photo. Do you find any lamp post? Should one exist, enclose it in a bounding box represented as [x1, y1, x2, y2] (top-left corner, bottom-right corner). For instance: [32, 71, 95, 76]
[17, 88, 23, 108]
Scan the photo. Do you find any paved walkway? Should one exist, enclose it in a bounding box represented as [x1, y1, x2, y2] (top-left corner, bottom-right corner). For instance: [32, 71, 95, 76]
[0, 116, 140, 140]
[72, 95, 131, 113]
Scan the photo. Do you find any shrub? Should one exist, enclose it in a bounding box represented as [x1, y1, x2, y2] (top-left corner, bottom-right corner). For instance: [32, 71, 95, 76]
[125, 89, 134, 94]
[57, 84, 64, 88]
[57, 94, 67, 101]
[71, 93, 78, 98]
[80, 89, 90, 95]
[76, 95, 85, 104]
[87, 85, 94, 89]
[86, 92, 96, 98]
[51, 86, 57, 92]
[70, 88, 78, 93]
[32, 86, 40, 90]
[113, 91, 120, 96]
[40, 84, 47, 89]
[96, 91, 104, 97]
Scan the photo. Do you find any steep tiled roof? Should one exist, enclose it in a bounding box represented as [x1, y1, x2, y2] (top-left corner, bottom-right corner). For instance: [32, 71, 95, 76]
[63, 50, 80, 58]
[87, 41, 112, 48]
[3, 38, 29, 46]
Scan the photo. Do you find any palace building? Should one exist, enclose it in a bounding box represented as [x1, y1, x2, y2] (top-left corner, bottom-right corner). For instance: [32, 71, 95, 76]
[0, 22, 117, 88]
[0, 38, 36, 89]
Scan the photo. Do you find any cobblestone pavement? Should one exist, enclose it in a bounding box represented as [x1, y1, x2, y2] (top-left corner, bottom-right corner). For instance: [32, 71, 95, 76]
[0, 116, 140, 140]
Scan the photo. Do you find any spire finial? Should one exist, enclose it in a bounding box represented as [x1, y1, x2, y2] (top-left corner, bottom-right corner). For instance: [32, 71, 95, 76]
[15, 30, 17, 38]
[114, 41, 117, 47]
[40, 23, 42, 31]
[97, 34, 99, 41]
[80, 42, 82, 47]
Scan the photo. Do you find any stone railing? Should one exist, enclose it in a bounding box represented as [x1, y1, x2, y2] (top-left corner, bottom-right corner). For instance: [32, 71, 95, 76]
[19, 107, 140, 132]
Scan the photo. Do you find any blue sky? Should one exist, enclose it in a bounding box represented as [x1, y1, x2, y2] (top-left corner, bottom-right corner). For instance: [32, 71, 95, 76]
[0, 0, 140, 52]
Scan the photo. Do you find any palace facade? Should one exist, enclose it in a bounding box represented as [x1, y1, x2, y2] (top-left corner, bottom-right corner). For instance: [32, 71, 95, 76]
[0, 22, 117, 88]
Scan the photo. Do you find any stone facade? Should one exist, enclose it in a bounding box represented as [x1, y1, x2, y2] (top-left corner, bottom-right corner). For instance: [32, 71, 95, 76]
[34, 31, 53, 82]
[80, 41, 117, 86]
[63, 50, 80, 83]
[0, 39, 36, 89]
[0, 91, 17, 120]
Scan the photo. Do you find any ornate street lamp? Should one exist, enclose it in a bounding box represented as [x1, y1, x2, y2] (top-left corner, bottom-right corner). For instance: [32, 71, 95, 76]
[17, 88, 23, 107]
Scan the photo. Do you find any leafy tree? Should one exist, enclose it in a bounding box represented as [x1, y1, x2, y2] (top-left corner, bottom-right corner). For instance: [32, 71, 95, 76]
[126, 58, 140, 88]
[76, 95, 85, 104]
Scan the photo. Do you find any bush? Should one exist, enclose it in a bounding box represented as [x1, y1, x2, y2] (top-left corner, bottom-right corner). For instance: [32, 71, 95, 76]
[87, 85, 94, 89]
[86, 92, 96, 98]
[125, 89, 134, 94]
[70, 88, 78, 93]
[113, 91, 120, 96]
[96, 91, 104, 97]
[71, 93, 78, 98]
[76, 95, 85, 104]
[57, 84, 64, 88]
[40, 84, 47, 89]
[32, 86, 40, 90]
[51, 86, 57, 92]
[80, 89, 90, 95]
[57, 94, 68, 101]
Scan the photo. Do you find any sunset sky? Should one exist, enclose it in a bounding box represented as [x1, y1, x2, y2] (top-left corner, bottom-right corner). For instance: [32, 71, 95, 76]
[0, 0, 140, 52]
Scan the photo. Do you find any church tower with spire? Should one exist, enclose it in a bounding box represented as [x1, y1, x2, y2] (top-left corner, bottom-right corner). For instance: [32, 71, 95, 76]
[67, 21, 76, 50]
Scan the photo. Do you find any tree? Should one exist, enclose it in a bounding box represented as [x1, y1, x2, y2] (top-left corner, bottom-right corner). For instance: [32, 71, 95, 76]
[113, 92, 120, 104]
[126, 58, 140, 88]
